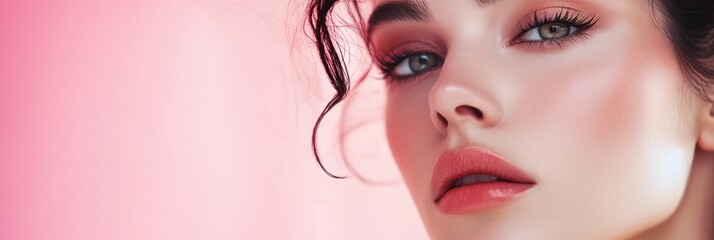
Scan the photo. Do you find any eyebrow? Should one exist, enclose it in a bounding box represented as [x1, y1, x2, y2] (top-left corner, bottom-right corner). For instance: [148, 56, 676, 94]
[367, 0, 502, 37]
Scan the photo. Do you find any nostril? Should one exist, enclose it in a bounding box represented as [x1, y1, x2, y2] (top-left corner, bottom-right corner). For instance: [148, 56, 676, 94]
[455, 105, 484, 120]
[437, 113, 448, 127]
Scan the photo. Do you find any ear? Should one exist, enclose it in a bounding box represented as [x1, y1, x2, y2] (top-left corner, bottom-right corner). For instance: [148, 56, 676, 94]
[698, 100, 714, 151]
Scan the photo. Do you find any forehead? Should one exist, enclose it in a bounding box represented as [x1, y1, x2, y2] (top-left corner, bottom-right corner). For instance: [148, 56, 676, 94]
[371, 0, 501, 6]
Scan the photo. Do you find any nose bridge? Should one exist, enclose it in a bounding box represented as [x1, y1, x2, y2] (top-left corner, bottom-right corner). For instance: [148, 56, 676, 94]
[428, 48, 504, 136]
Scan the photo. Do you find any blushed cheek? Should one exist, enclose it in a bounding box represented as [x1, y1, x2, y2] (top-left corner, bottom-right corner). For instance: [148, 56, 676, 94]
[548, 35, 695, 235]
[587, 62, 694, 237]
[385, 79, 441, 202]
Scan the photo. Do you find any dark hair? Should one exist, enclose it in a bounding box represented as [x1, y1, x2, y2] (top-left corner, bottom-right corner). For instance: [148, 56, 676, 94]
[305, 0, 714, 178]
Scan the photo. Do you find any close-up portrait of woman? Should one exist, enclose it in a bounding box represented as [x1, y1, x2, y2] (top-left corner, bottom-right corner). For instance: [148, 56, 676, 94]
[307, 0, 714, 239]
[1, 0, 712, 239]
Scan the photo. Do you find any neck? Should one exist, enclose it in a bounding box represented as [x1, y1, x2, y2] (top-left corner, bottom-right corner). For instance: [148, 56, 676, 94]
[632, 148, 714, 240]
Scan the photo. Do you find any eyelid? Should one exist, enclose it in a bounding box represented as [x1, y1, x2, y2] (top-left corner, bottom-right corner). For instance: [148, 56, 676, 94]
[509, 7, 583, 35]
[373, 41, 444, 71]
[375, 41, 444, 59]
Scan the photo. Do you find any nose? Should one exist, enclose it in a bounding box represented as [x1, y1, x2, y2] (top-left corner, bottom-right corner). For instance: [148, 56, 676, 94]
[429, 78, 503, 135]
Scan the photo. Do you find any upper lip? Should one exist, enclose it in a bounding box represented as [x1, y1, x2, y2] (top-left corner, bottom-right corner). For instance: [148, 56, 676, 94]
[431, 146, 536, 202]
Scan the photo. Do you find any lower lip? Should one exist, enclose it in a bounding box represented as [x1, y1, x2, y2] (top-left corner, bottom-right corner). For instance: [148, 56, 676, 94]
[436, 181, 534, 215]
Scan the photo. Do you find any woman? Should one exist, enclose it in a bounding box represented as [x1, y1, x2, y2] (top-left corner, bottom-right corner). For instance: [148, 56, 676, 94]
[306, 0, 714, 239]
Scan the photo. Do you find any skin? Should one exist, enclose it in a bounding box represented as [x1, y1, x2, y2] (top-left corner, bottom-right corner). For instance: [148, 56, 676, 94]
[367, 0, 714, 239]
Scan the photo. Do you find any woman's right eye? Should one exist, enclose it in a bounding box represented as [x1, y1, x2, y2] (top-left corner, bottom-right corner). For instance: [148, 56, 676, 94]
[390, 52, 443, 79]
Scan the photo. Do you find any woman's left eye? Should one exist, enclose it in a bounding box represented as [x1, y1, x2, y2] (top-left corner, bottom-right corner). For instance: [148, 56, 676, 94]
[519, 23, 578, 42]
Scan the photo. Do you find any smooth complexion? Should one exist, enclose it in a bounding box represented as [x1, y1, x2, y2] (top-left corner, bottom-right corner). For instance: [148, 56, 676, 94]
[368, 0, 714, 239]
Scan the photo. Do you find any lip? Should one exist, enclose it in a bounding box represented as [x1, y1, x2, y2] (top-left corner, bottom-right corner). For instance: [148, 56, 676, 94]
[431, 146, 536, 214]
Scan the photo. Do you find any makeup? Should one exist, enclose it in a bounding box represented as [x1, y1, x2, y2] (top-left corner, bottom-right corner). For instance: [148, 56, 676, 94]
[431, 147, 535, 215]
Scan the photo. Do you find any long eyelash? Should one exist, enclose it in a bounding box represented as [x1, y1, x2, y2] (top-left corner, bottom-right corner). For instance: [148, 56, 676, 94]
[513, 8, 599, 46]
[374, 48, 426, 84]
[375, 50, 415, 79]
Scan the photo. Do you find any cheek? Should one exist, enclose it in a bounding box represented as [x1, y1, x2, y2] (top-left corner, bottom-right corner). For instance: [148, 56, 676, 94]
[506, 23, 699, 236]
[385, 79, 440, 203]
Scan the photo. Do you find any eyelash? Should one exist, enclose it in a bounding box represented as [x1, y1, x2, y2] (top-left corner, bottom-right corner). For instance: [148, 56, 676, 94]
[375, 8, 599, 85]
[511, 8, 599, 48]
[375, 48, 430, 84]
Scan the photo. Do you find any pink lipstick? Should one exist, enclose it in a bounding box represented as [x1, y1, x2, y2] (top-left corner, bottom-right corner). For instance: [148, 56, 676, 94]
[431, 147, 535, 214]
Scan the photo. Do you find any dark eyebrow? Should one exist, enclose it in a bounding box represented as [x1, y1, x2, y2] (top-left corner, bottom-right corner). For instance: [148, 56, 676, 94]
[367, 0, 502, 37]
[367, 0, 431, 37]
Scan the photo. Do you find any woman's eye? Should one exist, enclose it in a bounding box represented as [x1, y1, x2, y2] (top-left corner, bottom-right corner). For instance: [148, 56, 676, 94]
[520, 23, 578, 41]
[392, 53, 442, 78]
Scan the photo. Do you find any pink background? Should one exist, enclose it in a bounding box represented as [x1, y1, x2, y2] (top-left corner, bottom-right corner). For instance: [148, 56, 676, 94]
[0, 0, 428, 239]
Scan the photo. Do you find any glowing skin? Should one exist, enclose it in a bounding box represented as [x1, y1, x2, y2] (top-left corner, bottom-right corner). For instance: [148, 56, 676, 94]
[368, 0, 714, 239]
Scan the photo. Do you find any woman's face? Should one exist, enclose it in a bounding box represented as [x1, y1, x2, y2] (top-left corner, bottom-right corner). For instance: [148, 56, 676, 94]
[369, 0, 706, 239]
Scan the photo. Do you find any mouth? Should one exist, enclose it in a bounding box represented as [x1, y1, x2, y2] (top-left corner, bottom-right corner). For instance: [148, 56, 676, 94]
[431, 147, 536, 214]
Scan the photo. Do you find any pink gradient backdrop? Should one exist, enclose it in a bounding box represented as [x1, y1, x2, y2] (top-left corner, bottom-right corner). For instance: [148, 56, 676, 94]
[0, 0, 427, 239]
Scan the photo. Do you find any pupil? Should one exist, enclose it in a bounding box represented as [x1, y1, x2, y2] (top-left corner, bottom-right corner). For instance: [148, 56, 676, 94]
[549, 25, 559, 33]
[411, 54, 432, 71]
